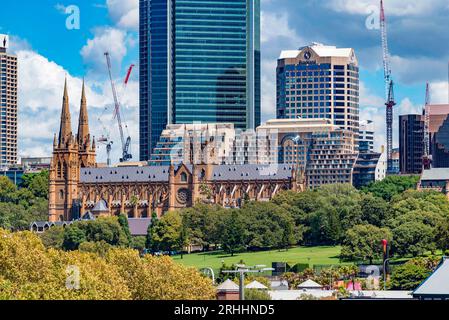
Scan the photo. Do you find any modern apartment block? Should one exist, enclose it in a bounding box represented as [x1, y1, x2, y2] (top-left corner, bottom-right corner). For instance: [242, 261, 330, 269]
[359, 120, 375, 153]
[139, 0, 261, 160]
[257, 119, 358, 188]
[399, 114, 425, 174]
[424, 104, 449, 168]
[0, 35, 18, 168]
[276, 43, 360, 137]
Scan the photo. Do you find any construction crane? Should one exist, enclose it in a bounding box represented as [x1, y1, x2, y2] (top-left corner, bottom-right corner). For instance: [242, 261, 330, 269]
[423, 83, 432, 169]
[380, 0, 396, 174]
[104, 52, 133, 163]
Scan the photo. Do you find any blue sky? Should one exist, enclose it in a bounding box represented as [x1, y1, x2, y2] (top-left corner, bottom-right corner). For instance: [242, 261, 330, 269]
[1, 0, 449, 162]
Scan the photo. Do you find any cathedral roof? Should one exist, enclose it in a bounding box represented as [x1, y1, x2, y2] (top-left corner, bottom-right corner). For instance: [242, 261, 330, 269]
[80, 164, 293, 184]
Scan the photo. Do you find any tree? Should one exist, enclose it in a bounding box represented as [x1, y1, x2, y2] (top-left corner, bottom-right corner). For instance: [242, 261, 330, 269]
[39, 226, 65, 249]
[0, 176, 16, 202]
[106, 249, 216, 300]
[62, 225, 87, 250]
[245, 289, 271, 300]
[221, 211, 246, 256]
[391, 221, 435, 257]
[146, 212, 158, 251]
[362, 175, 420, 201]
[131, 236, 147, 253]
[78, 217, 129, 247]
[178, 223, 189, 259]
[390, 263, 431, 290]
[436, 219, 449, 252]
[21, 171, 49, 199]
[360, 193, 390, 227]
[340, 224, 392, 264]
[118, 214, 132, 245]
[147, 211, 182, 252]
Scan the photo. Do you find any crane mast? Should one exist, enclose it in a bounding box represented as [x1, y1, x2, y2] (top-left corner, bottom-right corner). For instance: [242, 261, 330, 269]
[104, 52, 132, 162]
[380, 0, 395, 174]
[423, 83, 431, 169]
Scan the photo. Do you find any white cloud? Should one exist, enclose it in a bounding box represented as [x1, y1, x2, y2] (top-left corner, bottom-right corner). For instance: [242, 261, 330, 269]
[106, 0, 139, 31]
[429, 81, 449, 105]
[80, 27, 129, 76]
[15, 48, 139, 163]
[326, 0, 448, 16]
[260, 11, 303, 122]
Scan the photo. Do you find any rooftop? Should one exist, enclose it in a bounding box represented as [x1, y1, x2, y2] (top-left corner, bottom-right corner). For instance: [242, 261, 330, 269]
[421, 168, 449, 181]
[279, 43, 354, 60]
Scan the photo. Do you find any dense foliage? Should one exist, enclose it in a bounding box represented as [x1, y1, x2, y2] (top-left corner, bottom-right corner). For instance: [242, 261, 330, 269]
[0, 229, 215, 300]
[143, 176, 449, 263]
[0, 172, 49, 230]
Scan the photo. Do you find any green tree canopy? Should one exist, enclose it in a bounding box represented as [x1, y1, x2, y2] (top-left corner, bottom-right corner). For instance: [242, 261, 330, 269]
[340, 224, 392, 264]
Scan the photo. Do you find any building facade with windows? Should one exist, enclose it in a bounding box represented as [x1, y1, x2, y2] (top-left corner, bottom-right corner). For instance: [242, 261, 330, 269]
[399, 114, 424, 174]
[139, 0, 261, 160]
[0, 35, 18, 169]
[359, 120, 375, 153]
[276, 43, 359, 138]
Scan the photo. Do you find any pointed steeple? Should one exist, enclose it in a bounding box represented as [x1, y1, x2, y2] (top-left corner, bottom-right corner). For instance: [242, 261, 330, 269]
[58, 77, 72, 147]
[77, 79, 90, 149]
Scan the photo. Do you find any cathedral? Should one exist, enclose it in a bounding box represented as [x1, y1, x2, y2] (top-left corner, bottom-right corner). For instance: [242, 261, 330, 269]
[48, 81, 302, 222]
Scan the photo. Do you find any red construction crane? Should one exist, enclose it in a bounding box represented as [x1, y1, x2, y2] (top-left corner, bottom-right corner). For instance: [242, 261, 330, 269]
[380, 0, 395, 174]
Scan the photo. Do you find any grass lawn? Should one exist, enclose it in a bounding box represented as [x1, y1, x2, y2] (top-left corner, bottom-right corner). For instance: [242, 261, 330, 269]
[173, 246, 345, 273]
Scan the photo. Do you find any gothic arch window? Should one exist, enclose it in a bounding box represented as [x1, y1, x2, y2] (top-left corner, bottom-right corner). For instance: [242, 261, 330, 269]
[59, 190, 64, 200]
[181, 172, 188, 182]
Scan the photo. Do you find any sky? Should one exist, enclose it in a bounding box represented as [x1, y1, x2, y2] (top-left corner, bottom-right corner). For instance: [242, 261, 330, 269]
[1, 0, 449, 163]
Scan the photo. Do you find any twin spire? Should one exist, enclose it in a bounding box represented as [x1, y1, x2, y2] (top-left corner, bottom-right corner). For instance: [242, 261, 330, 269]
[57, 78, 92, 150]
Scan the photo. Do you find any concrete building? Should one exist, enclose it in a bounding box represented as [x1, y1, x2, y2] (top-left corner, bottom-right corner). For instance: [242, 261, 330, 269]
[399, 114, 424, 174]
[139, 0, 261, 160]
[0, 35, 18, 169]
[359, 120, 375, 153]
[276, 43, 359, 137]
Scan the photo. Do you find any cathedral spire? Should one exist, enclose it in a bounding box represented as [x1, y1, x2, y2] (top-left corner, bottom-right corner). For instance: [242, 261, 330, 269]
[58, 77, 72, 147]
[77, 79, 90, 148]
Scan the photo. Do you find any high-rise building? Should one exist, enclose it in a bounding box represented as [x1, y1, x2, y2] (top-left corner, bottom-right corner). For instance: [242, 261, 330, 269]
[359, 120, 375, 153]
[139, 0, 261, 161]
[0, 35, 18, 168]
[399, 114, 424, 174]
[276, 43, 360, 136]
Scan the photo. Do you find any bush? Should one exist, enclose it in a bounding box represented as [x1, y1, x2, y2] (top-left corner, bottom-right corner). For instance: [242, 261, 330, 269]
[245, 289, 271, 301]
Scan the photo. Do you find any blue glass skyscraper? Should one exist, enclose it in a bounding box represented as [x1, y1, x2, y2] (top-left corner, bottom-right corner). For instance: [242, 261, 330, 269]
[139, 0, 261, 160]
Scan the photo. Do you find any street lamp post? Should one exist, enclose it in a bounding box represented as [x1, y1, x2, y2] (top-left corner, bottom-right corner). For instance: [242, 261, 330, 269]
[383, 258, 390, 291]
[222, 264, 274, 300]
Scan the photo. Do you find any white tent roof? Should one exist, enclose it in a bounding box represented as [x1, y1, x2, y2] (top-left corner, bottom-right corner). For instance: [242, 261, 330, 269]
[245, 280, 268, 290]
[216, 279, 239, 292]
[279, 43, 353, 60]
[298, 279, 323, 289]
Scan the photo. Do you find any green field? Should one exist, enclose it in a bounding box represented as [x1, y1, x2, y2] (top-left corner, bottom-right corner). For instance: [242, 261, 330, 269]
[173, 246, 344, 273]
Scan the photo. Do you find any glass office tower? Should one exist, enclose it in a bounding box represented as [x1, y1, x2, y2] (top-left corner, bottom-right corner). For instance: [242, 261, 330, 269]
[139, 0, 261, 161]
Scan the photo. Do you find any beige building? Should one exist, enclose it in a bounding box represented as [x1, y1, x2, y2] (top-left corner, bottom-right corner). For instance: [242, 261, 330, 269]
[257, 118, 358, 188]
[0, 35, 18, 168]
[277, 43, 360, 138]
